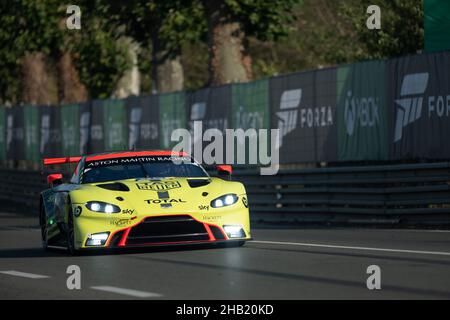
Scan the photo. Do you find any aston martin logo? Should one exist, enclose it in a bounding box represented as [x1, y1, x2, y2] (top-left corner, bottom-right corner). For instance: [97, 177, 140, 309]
[136, 181, 181, 191]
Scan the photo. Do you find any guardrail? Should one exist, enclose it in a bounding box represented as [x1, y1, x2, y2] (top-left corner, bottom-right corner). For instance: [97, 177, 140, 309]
[231, 162, 450, 226]
[1, 162, 450, 226]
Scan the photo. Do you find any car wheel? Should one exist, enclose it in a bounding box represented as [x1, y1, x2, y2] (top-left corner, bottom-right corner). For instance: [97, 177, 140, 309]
[40, 209, 49, 251]
[237, 241, 246, 247]
[66, 208, 78, 256]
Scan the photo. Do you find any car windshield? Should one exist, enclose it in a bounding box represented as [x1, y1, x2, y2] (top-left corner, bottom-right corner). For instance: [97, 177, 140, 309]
[81, 155, 208, 184]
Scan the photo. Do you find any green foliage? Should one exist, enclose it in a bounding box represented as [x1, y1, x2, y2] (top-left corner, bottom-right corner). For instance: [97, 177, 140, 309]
[0, 0, 131, 102]
[342, 0, 424, 59]
[104, 0, 206, 56]
[69, 0, 130, 99]
[0, 0, 63, 103]
[74, 29, 130, 99]
[223, 0, 302, 41]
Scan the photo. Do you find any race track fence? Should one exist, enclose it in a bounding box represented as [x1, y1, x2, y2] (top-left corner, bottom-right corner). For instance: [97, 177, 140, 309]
[1, 162, 450, 226]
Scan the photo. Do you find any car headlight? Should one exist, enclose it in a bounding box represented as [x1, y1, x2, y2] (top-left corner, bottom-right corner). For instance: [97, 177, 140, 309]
[211, 194, 238, 208]
[85, 232, 110, 246]
[223, 225, 246, 238]
[85, 201, 120, 213]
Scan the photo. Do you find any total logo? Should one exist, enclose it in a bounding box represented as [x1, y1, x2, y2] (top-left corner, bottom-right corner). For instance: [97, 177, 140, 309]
[344, 91, 380, 136]
[394, 72, 450, 142]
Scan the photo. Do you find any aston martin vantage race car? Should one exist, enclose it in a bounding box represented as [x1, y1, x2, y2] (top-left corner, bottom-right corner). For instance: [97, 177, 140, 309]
[40, 151, 251, 254]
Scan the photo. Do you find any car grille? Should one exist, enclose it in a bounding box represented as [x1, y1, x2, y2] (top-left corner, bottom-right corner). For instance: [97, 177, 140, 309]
[126, 215, 210, 245]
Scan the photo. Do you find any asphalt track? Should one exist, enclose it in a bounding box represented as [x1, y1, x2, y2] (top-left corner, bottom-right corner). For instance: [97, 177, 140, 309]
[1, 211, 450, 299]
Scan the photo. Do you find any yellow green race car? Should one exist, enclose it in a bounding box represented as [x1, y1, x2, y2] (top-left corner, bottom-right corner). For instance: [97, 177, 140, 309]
[40, 151, 251, 255]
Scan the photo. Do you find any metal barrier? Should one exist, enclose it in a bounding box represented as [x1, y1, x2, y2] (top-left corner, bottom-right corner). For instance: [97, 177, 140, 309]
[1, 162, 450, 226]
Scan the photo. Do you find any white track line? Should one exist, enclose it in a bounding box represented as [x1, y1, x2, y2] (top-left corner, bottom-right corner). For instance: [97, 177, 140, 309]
[91, 286, 162, 298]
[252, 240, 450, 257]
[0, 270, 50, 279]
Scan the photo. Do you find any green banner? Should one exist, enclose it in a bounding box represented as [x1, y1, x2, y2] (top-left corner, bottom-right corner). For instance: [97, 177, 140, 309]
[337, 61, 388, 161]
[103, 99, 127, 151]
[159, 92, 186, 149]
[60, 104, 80, 156]
[424, 0, 450, 52]
[0, 107, 5, 161]
[23, 105, 40, 162]
[231, 79, 270, 165]
[231, 79, 269, 130]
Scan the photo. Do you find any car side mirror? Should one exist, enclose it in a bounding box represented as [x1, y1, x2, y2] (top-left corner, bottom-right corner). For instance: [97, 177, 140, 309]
[216, 165, 232, 179]
[47, 173, 63, 187]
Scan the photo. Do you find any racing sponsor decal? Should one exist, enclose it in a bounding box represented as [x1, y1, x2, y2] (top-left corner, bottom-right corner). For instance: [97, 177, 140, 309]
[198, 204, 209, 211]
[242, 196, 248, 208]
[74, 206, 82, 217]
[121, 209, 135, 215]
[202, 215, 221, 222]
[137, 180, 181, 191]
[86, 156, 191, 168]
[145, 198, 186, 204]
[110, 218, 133, 227]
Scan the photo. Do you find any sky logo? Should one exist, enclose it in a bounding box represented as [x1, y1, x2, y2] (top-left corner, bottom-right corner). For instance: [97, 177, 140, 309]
[394, 73, 429, 142]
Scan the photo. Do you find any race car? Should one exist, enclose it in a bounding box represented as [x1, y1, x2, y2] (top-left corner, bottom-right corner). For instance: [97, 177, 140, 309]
[39, 151, 251, 255]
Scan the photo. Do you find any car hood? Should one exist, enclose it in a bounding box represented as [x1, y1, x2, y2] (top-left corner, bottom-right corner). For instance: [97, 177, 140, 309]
[70, 177, 245, 215]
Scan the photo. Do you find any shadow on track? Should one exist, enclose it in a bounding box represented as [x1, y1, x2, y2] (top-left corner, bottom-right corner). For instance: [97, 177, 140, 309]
[0, 242, 243, 258]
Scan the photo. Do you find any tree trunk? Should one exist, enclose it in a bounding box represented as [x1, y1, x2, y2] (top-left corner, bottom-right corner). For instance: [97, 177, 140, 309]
[57, 52, 88, 103]
[205, 0, 252, 85]
[155, 54, 184, 93]
[21, 52, 58, 105]
[113, 37, 141, 98]
[151, 33, 184, 94]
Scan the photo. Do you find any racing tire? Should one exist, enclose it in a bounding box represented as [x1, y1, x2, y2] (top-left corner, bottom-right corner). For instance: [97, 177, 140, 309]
[66, 207, 79, 256]
[236, 241, 246, 247]
[40, 206, 49, 251]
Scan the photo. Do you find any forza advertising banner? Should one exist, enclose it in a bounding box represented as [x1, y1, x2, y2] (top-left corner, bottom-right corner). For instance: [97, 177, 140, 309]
[60, 103, 80, 157]
[39, 106, 61, 158]
[6, 106, 24, 161]
[159, 92, 186, 149]
[23, 105, 40, 162]
[0, 107, 5, 161]
[103, 99, 127, 152]
[89, 100, 105, 153]
[389, 51, 450, 159]
[186, 86, 231, 162]
[79, 102, 91, 155]
[126, 95, 159, 150]
[337, 61, 389, 161]
[232, 79, 269, 130]
[270, 69, 337, 163]
[231, 79, 270, 165]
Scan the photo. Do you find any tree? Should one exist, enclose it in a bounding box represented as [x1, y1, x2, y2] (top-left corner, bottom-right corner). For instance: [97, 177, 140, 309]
[71, 0, 130, 99]
[203, 0, 301, 85]
[103, 0, 206, 93]
[0, 0, 62, 105]
[342, 0, 423, 59]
